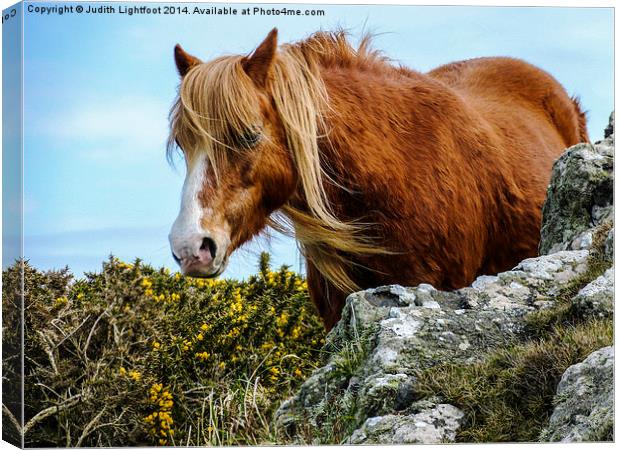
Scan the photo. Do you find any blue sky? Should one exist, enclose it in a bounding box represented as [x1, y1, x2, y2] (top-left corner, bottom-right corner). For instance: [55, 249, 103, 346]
[2, 1, 22, 269]
[17, 2, 613, 279]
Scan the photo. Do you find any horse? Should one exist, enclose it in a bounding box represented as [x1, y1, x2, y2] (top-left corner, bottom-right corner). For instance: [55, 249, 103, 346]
[167, 28, 589, 330]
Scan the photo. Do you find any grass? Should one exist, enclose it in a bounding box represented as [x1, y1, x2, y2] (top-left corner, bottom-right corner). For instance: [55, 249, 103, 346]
[291, 327, 377, 445]
[3, 253, 326, 447]
[414, 318, 612, 442]
[525, 220, 612, 336]
[414, 222, 614, 442]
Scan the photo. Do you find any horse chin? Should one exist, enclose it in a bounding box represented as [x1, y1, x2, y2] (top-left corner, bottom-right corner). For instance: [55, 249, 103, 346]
[185, 257, 229, 279]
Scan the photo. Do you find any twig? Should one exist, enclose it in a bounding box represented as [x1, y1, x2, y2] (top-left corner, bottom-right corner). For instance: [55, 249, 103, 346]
[52, 314, 92, 349]
[249, 346, 277, 382]
[36, 332, 58, 375]
[23, 394, 81, 435]
[2, 403, 21, 433]
[76, 407, 107, 447]
[83, 308, 111, 360]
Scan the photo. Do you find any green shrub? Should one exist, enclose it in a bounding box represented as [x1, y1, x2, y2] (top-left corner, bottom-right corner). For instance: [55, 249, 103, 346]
[3, 254, 325, 447]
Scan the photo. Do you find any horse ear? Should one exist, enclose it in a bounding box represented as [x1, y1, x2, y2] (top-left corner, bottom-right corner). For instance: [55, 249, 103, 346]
[242, 28, 278, 88]
[174, 44, 201, 77]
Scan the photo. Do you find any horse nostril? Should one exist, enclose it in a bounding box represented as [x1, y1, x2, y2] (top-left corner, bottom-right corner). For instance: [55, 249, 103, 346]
[200, 237, 217, 259]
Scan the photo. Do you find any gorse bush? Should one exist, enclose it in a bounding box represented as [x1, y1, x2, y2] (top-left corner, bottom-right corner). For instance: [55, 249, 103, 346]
[3, 253, 325, 447]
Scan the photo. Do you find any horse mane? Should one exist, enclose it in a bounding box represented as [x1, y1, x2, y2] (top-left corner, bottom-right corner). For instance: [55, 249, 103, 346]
[288, 30, 391, 72]
[168, 31, 388, 292]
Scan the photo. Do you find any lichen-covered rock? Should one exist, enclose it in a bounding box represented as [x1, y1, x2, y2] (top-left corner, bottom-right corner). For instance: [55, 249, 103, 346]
[275, 114, 615, 444]
[603, 227, 614, 262]
[540, 346, 614, 442]
[348, 403, 465, 444]
[275, 250, 592, 439]
[604, 111, 614, 139]
[571, 268, 614, 318]
[539, 119, 614, 255]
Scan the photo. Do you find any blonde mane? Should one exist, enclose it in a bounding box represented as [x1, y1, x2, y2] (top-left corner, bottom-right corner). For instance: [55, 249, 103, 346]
[168, 32, 387, 292]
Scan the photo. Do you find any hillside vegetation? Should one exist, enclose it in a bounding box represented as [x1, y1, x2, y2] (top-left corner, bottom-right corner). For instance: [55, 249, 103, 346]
[2, 254, 325, 447]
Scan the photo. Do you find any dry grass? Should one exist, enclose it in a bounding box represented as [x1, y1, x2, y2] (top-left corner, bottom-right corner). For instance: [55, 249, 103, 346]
[415, 319, 612, 442]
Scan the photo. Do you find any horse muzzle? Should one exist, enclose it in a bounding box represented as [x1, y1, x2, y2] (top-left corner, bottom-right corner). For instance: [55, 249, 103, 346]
[169, 232, 229, 278]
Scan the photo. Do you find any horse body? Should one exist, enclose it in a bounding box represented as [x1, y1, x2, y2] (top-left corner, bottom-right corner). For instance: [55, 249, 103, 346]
[299, 54, 587, 327]
[168, 30, 588, 330]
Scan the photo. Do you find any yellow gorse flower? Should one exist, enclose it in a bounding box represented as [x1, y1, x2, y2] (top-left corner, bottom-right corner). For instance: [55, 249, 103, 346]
[147, 291, 181, 303]
[54, 296, 68, 307]
[276, 313, 289, 328]
[145, 384, 174, 445]
[195, 351, 210, 361]
[269, 366, 280, 382]
[129, 370, 141, 381]
[226, 328, 240, 339]
[118, 367, 141, 381]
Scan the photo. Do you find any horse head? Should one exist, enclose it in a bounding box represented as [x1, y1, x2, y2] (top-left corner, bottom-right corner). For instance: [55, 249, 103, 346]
[168, 29, 298, 277]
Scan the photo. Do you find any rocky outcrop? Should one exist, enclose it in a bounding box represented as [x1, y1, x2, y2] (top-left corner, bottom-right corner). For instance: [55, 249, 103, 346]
[275, 114, 614, 444]
[539, 115, 614, 255]
[572, 267, 614, 319]
[348, 403, 464, 444]
[540, 346, 614, 442]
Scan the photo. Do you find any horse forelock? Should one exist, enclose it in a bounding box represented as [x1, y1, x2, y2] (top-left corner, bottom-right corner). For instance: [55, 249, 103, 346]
[168, 55, 263, 175]
[167, 32, 389, 292]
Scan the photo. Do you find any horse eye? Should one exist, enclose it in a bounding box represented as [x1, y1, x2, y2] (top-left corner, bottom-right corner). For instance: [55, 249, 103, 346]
[235, 127, 262, 149]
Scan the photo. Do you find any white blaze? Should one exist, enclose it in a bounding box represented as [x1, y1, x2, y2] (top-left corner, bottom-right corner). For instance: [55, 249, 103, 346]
[169, 156, 208, 260]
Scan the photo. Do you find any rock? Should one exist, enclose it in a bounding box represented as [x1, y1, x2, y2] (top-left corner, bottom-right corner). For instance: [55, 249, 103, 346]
[348, 404, 465, 444]
[604, 111, 614, 139]
[275, 250, 592, 437]
[571, 268, 614, 318]
[603, 227, 614, 262]
[539, 120, 614, 255]
[540, 346, 614, 442]
[275, 114, 615, 444]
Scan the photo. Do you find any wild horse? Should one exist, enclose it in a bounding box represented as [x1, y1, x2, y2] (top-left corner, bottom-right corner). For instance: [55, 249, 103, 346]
[168, 29, 588, 329]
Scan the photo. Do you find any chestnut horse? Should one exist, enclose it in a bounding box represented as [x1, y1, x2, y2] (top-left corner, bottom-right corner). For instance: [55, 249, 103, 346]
[168, 29, 588, 330]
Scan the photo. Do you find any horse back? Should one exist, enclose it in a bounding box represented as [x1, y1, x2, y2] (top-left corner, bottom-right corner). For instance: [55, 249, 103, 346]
[428, 57, 589, 148]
